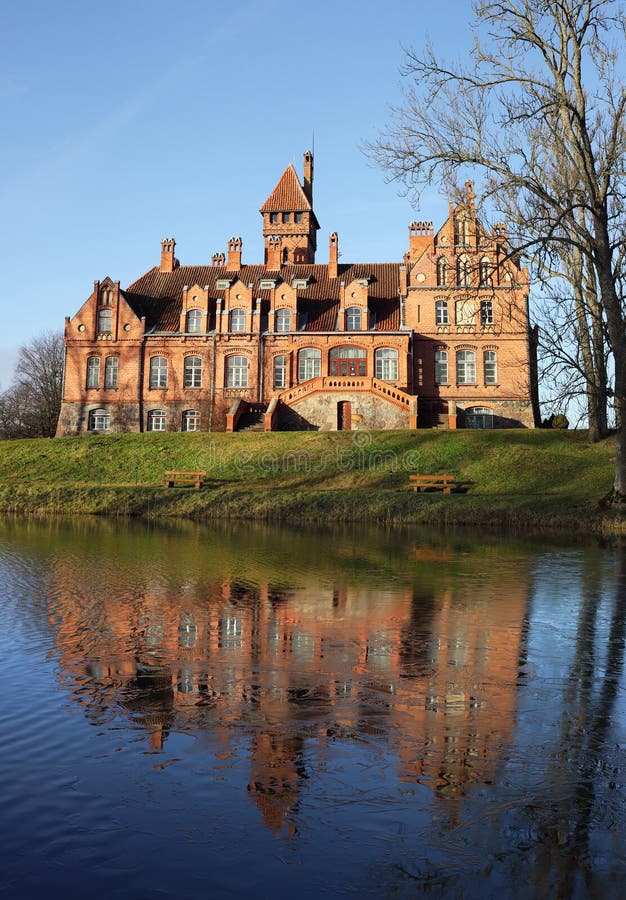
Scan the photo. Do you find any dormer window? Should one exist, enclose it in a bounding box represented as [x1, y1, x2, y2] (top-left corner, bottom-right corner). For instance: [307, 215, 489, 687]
[230, 308, 246, 332]
[346, 307, 362, 331]
[260, 279, 277, 290]
[186, 309, 202, 333]
[293, 277, 309, 289]
[216, 278, 232, 291]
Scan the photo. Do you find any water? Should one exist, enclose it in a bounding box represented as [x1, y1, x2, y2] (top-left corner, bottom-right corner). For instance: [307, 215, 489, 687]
[0, 518, 625, 899]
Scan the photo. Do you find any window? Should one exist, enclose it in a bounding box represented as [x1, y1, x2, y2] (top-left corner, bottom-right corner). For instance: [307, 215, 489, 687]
[282, 247, 289, 264]
[480, 299, 494, 325]
[298, 348, 321, 382]
[456, 349, 476, 384]
[294, 212, 303, 223]
[273, 355, 286, 389]
[346, 307, 362, 331]
[97, 308, 112, 334]
[182, 409, 200, 432]
[88, 408, 110, 431]
[147, 409, 166, 431]
[457, 255, 470, 287]
[149, 356, 168, 389]
[86, 356, 100, 389]
[184, 356, 202, 388]
[104, 356, 118, 389]
[479, 257, 492, 287]
[186, 309, 202, 333]
[270, 213, 279, 224]
[484, 350, 498, 384]
[455, 217, 470, 246]
[230, 308, 245, 332]
[226, 354, 248, 388]
[435, 350, 448, 385]
[375, 348, 398, 381]
[282, 212, 290, 223]
[435, 300, 449, 325]
[330, 346, 367, 376]
[437, 257, 449, 286]
[465, 406, 493, 429]
[275, 309, 291, 332]
[100, 289, 112, 305]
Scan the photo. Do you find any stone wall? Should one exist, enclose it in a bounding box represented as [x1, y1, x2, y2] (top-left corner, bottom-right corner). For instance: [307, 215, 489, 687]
[282, 392, 410, 431]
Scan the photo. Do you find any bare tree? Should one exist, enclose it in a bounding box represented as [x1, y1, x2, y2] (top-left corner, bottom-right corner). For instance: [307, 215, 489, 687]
[0, 331, 64, 438]
[370, 0, 626, 502]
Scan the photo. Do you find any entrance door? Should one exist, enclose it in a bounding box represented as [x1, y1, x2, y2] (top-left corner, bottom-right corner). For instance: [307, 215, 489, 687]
[337, 401, 352, 430]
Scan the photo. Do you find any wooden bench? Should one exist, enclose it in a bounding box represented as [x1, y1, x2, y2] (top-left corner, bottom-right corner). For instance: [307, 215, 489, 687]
[409, 473, 457, 494]
[164, 470, 207, 489]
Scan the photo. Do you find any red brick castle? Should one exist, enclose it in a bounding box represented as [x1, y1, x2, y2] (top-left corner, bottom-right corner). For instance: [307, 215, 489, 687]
[56, 152, 538, 435]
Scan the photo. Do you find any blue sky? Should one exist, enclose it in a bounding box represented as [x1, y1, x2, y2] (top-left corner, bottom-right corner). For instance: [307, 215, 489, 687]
[0, 0, 475, 387]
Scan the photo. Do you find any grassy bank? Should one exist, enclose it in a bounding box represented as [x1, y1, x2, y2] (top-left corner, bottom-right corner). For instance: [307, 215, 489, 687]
[0, 429, 622, 533]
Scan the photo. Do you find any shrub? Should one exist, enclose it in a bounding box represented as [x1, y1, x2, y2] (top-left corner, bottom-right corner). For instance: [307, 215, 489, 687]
[552, 414, 569, 430]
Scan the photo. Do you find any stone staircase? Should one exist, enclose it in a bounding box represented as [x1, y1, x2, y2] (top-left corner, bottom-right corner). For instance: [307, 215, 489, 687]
[235, 405, 266, 432]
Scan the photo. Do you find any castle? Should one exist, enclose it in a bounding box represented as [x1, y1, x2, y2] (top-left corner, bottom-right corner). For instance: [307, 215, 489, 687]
[56, 152, 539, 435]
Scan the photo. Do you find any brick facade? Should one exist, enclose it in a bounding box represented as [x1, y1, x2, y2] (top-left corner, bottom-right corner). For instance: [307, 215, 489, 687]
[56, 156, 538, 436]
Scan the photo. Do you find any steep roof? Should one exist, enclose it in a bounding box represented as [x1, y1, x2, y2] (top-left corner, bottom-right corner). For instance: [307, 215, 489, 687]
[125, 263, 402, 332]
[259, 164, 312, 213]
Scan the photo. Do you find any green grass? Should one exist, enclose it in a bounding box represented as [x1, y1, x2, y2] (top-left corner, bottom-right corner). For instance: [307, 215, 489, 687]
[0, 429, 621, 533]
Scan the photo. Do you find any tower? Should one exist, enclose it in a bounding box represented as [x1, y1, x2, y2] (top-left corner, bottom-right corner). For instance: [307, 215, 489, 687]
[259, 151, 320, 266]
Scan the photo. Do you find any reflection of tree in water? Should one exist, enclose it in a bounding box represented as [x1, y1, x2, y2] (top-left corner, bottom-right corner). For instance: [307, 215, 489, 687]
[517, 546, 626, 896]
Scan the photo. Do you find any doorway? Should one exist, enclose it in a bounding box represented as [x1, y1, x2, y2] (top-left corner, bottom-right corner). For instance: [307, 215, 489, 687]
[337, 401, 352, 430]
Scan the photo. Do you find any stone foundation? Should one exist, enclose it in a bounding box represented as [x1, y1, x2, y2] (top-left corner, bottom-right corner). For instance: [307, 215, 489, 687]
[281, 392, 410, 431]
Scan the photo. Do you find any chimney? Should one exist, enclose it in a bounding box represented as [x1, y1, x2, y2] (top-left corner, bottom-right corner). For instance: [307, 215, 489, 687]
[399, 264, 407, 296]
[226, 236, 242, 270]
[160, 238, 176, 273]
[212, 252, 225, 266]
[408, 221, 434, 261]
[266, 235, 282, 270]
[303, 150, 313, 204]
[328, 232, 339, 278]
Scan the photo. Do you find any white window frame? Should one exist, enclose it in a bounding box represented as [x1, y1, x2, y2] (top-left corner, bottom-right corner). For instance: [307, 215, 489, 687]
[147, 409, 166, 431]
[345, 307, 362, 331]
[435, 350, 448, 385]
[97, 308, 112, 334]
[226, 355, 248, 388]
[149, 356, 168, 389]
[275, 309, 291, 332]
[184, 356, 202, 389]
[230, 308, 246, 333]
[186, 309, 202, 333]
[182, 409, 200, 432]
[86, 356, 100, 389]
[375, 348, 398, 381]
[273, 355, 287, 389]
[456, 349, 476, 385]
[298, 348, 321, 382]
[88, 408, 110, 431]
[104, 356, 118, 389]
[484, 350, 498, 384]
[435, 300, 449, 325]
[480, 300, 494, 325]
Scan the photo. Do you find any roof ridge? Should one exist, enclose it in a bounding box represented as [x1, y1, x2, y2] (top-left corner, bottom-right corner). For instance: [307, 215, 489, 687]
[259, 164, 312, 213]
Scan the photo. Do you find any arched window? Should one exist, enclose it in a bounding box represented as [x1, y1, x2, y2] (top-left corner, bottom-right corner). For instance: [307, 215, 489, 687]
[435, 350, 448, 385]
[456, 349, 476, 384]
[480, 299, 494, 325]
[345, 307, 362, 331]
[100, 289, 112, 306]
[484, 350, 498, 384]
[465, 406, 493, 429]
[186, 309, 202, 333]
[298, 348, 321, 382]
[435, 300, 449, 325]
[104, 356, 118, 389]
[479, 257, 492, 287]
[182, 409, 200, 432]
[437, 257, 449, 286]
[184, 356, 202, 388]
[226, 354, 248, 388]
[149, 357, 168, 389]
[275, 309, 291, 332]
[375, 348, 398, 381]
[147, 409, 166, 431]
[455, 216, 470, 246]
[229, 308, 246, 332]
[273, 355, 286, 389]
[457, 255, 470, 287]
[88, 408, 110, 431]
[86, 356, 100, 389]
[97, 308, 112, 334]
[329, 346, 366, 377]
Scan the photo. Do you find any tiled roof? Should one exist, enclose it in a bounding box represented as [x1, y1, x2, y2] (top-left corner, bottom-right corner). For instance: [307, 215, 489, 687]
[259, 165, 312, 213]
[125, 262, 402, 332]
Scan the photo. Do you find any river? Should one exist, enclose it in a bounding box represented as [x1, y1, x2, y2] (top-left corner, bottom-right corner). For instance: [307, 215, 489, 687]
[0, 517, 624, 898]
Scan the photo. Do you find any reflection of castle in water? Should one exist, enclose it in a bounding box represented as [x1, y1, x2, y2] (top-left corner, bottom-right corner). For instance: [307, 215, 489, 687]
[49, 546, 530, 834]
